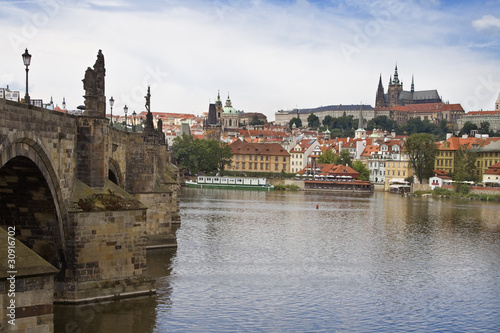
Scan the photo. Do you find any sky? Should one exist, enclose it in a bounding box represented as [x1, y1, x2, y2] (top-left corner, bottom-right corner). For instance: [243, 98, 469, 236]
[1, 0, 500, 121]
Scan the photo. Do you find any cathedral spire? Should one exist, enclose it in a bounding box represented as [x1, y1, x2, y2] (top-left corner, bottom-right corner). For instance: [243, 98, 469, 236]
[393, 63, 400, 85]
[376, 74, 386, 108]
[411, 74, 414, 93]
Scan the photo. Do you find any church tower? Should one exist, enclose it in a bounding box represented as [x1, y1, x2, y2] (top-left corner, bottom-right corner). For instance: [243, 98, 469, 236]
[215, 90, 223, 123]
[387, 64, 403, 107]
[496, 93, 500, 111]
[375, 74, 386, 107]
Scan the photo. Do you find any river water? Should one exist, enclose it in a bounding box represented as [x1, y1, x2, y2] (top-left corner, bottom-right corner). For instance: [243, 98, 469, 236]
[55, 188, 500, 332]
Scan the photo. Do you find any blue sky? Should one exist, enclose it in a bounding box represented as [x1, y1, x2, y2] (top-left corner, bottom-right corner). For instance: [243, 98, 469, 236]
[1, 0, 500, 120]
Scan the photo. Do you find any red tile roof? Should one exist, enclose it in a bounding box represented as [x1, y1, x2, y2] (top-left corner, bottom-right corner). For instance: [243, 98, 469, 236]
[230, 139, 290, 156]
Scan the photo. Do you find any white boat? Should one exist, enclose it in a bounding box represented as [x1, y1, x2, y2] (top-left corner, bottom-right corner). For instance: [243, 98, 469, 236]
[185, 176, 274, 191]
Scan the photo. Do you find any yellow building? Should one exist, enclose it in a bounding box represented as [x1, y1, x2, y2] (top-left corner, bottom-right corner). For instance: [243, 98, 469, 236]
[229, 139, 290, 173]
[435, 136, 478, 175]
[435, 136, 500, 179]
[475, 138, 500, 179]
[384, 158, 413, 190]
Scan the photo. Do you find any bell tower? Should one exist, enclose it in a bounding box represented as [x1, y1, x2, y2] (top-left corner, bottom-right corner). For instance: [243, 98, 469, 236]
[387, 64, 403, 107]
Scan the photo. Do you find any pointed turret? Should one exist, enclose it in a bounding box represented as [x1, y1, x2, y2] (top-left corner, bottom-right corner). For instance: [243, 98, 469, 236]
[411, 74, 414, 93]
[496, 92, 500, 111]
[376, 74, 386, 108]
[225, 92, 232, 108]
[393, 64, 400, 85]
[62, 97, 67, 110]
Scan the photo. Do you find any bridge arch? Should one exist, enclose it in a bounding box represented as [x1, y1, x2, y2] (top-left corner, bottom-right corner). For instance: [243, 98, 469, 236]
[108, 158, 124, 187]
[0, 136, 68, 277]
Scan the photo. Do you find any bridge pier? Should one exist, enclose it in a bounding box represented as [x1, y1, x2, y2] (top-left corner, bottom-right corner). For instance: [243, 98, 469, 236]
[1, 68, 180, 304]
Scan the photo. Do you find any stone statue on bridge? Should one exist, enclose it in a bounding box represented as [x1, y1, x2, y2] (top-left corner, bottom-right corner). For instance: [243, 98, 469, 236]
[144, 86, 155, 132]
[82, 49, 106, 116]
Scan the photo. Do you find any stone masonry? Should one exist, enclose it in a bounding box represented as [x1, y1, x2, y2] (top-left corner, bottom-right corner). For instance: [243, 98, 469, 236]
[0, 50, 180, 303]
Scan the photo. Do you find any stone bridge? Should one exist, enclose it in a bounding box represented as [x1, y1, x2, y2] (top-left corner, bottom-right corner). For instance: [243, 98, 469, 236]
[0, 51, 180, 303]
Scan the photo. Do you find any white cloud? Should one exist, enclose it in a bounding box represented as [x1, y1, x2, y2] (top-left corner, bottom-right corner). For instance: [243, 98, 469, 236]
[1, 1, 500, 120]
[473, 15, 500, 31]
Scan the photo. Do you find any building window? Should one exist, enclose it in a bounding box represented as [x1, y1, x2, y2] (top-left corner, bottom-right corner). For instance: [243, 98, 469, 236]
[242, 162, 246, 169]
[255, 162, 258, 169]
[261, 156, 264, 161]
[283, 157, 287, 162]
[235, 162, 239, 168]
[275, 164, 278, 170]
[282, 164, 286, 170]
[249, 155, 252, 161]
[261, 163, 264, 170]
[236, 155, 239, 160]
[275, 157, 278, 162]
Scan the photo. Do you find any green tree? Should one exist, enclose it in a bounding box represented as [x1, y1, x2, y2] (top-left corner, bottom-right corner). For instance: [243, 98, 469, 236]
[479, 121, 490, 135]
[250, 115, 264, 126]
[367, 115, 397, 132]
[322, 115, 334, 129]
[307, 113, 320, 129]
[454, 145, 478, 183]
[172, 134, 232, 174]
[404, 133, 438, 184]
[459, 121, 478, 136]
[317, 149, 337, 164]
[214, 142, 233, 173]
[289, 117, 302, 129]
[352, 160, 369, 181]
[338, 149, 352, 166]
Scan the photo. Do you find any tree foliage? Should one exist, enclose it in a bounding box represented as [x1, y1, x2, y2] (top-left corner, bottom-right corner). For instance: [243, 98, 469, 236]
[250, 115, 265, 126]
[307, 113, 321, 129]
[454, 145, 478, 183]
[367, 115, 397, 132]
[289, 117, 302, 129]
[172, 134, 233, 174]
[352, 160, 370, 181]
[317, 149, 337, 164]
[459, 121, 478, 136]
[338, 149, 352, 166]
[404, 133, 438, 184]
[479, 121, 490, 135]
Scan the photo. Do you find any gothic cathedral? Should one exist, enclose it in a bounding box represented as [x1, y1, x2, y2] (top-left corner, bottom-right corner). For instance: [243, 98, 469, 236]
[376, 65, 442, 108]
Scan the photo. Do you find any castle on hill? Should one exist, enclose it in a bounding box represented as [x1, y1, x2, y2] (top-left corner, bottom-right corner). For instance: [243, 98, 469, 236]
[375, 65, 442, 107]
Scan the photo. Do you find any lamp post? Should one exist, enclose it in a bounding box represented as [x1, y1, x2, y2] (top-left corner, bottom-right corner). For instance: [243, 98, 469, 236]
[123, 105, 128, 132]
[109, 96, 114, 126]
[132, 111, 136, 132]
[22, 48, 32, 105]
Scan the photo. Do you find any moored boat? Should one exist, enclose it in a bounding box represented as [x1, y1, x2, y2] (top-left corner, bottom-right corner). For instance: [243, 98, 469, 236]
[304, 179, 374, 192]
[185, 176, 274, 191]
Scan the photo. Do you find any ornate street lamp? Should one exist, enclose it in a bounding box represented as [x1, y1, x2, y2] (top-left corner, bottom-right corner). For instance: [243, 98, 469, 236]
[123, 105, 128, 132]
[132, 110, 137, 132]
[22, 48, 32, 105]
[109, 96, 114, 126]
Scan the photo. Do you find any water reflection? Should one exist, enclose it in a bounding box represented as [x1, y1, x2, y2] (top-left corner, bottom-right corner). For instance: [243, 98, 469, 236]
[53, 248, 175, 333]
[54, 188, 500, 332]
